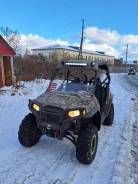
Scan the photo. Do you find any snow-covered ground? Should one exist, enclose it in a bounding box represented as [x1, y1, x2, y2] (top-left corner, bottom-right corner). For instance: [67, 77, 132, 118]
[0, 74, 137, 184]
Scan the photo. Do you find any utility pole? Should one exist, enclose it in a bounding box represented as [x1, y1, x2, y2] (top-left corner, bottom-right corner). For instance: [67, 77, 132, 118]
[125, 44, 128, 73]
[126, 44, 128, 64]
[78, 19, 84, 60]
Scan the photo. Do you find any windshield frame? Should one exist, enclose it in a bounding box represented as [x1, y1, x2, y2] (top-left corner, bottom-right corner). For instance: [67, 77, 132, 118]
[46, 66, 97, 93]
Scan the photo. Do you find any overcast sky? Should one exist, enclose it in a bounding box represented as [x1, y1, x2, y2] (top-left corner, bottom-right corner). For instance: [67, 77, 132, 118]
[0, 0, 138, 60]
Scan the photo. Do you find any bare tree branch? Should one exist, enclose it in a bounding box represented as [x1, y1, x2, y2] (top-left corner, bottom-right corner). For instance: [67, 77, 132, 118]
[0, 26, 21, 52]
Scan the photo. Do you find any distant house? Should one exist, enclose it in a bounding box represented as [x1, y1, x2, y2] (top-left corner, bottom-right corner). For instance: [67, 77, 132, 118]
[32, 44, 115, 65]
[0, 35, 16, 87]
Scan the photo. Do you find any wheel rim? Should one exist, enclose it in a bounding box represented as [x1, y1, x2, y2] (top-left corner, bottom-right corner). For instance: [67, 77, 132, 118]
[90, 135, 97, 155]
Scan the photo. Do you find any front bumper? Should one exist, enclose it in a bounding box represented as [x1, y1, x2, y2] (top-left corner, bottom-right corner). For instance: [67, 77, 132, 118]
[29, 100, 84, 138]
[39, 106, 69, 135]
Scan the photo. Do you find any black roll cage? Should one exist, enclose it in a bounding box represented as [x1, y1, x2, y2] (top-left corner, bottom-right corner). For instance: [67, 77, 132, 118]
[47, 61, 111, 91]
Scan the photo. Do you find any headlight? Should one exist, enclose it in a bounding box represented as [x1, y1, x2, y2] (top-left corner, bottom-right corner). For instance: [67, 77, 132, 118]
[68, 110, 80, 118]
[33, 104, 40, 111]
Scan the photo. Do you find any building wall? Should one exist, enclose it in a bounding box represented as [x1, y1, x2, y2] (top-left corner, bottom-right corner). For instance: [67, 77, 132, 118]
[10, 57, 16, 84]
[0, 56, 15, 87]
[33, 49, 60, 58]
[3, 56, 12, 86]
[32, 48, 114, 65]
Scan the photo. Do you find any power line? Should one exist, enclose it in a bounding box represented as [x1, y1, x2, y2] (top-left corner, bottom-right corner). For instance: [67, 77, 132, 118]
[43, 26, 80, 38]
[36, 19, 80, 35]
[33, 19, 87, 44]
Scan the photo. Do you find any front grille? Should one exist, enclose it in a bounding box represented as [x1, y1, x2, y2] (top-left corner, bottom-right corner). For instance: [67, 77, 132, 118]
[42, 113, 61, 122]
[41, 106, 65, 125]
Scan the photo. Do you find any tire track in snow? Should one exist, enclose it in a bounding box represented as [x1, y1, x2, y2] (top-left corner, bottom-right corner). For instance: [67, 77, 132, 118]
[130, 97, 138, 184]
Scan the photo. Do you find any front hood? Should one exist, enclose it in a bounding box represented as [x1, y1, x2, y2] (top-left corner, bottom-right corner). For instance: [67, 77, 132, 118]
[35, 91, 99, 111]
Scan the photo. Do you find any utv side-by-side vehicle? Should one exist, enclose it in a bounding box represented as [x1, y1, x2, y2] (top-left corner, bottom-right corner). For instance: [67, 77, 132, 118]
[128, 67, 136, 75]
[18, 60, 114, 164]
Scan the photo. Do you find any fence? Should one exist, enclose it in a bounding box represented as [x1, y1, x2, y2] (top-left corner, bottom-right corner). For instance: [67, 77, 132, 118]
[111, 65, 138, 73]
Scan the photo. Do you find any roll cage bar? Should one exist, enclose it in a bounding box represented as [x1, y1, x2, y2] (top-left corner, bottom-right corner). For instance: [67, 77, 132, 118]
[56, 60, 110, 73]
[57, 60, 110, 83]
[47, 60, 111, 91]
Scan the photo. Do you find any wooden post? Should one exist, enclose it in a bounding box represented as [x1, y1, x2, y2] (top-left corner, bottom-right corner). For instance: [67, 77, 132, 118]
[10, 57, 16, 85]
[0, 56, 5, 86]
[126, 44, 128, 64]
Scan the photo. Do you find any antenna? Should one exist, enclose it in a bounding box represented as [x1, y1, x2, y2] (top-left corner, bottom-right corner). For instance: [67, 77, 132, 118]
[78, 19, 84, 60]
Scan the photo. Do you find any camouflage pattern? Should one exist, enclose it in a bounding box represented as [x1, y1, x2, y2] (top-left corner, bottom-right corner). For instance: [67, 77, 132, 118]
[34, 90, 100, 117]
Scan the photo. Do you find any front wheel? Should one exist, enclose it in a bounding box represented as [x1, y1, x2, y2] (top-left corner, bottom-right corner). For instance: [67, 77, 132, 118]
[76, 125, 98, 164]
[18, 113, 42, 147]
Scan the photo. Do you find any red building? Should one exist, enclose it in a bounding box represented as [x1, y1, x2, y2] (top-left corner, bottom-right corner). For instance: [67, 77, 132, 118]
[0, 35, 16, 87]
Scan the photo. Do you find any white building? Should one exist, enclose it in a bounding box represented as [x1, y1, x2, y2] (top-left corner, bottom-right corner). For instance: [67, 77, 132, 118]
[32, 44, 114, 65]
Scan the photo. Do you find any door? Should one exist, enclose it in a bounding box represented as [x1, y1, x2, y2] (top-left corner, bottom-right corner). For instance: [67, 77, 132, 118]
[3, 56, 12, 86]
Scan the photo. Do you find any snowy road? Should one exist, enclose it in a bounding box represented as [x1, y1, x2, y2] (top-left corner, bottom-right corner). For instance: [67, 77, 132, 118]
[0, 74, 137, 184]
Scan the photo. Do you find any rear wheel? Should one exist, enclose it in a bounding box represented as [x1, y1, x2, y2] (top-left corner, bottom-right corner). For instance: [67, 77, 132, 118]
[76, 124, 98, 164]
[103, 103, 114, 126]
[18, 113, 42, 147]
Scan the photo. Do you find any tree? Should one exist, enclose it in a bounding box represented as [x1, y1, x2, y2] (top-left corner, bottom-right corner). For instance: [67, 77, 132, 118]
[24, 48, 31, 56]
[0, 26, 21, 52]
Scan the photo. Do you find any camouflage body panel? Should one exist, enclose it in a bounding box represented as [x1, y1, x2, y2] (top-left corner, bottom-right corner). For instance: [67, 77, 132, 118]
[34, 91, 100, 117]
